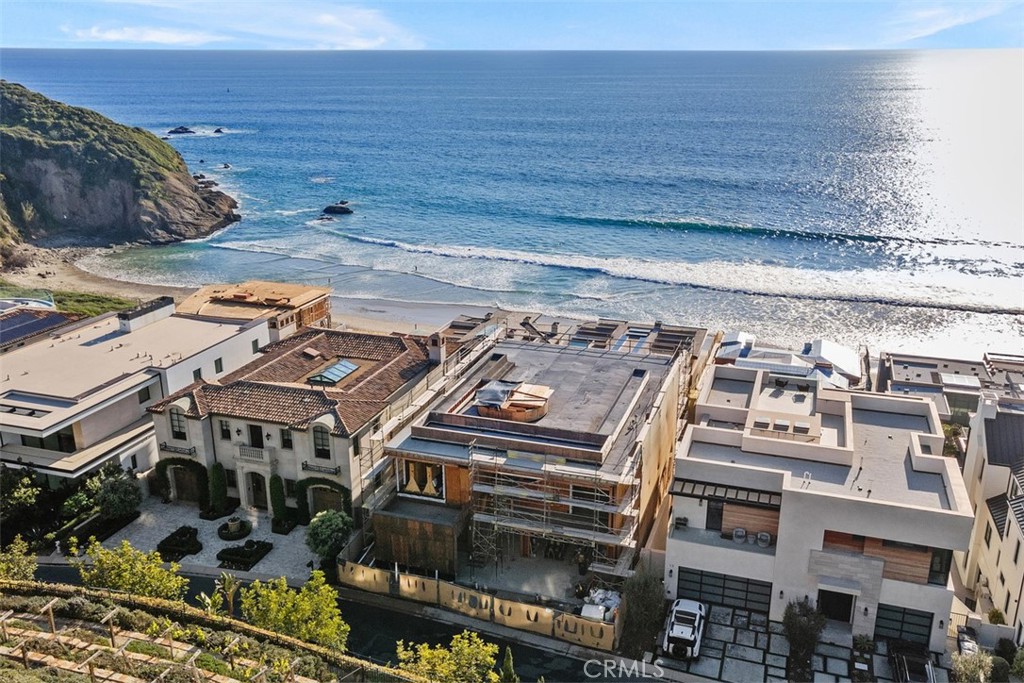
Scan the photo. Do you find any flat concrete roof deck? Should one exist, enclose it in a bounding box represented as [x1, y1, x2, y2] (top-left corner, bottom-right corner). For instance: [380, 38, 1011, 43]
[439, 341, 672, 434]
[1, 314, 248, 402]
[707, 377, 754, 408]
[687, 408, 950, 510]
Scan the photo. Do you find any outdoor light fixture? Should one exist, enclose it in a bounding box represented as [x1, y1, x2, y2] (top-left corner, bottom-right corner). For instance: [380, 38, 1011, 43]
[265, 432, 272, 440]
[863, 607, 869, 616]
[235, 428, 242, 436]
[779, 590, 784, 599]
[939, 620, 945, 630]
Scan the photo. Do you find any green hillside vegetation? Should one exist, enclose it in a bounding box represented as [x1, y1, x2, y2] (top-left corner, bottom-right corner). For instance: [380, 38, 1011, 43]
[0, 278, 133, 317]
[0, 81, 238, 249]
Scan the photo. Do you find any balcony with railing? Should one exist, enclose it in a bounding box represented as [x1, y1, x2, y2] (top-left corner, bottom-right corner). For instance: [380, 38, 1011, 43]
[160, 442, 196, 456]
[237, 444, 267, 462]
[302, 460, 341, 475]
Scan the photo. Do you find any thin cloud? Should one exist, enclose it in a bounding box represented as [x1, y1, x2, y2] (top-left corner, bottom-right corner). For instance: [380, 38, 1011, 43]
[68, 24, 230, 45]
[85, 1, 423, 49]
[884, 1, 1021, 45]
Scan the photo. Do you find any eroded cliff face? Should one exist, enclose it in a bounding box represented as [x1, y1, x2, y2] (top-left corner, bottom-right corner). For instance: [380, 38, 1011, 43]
[0, 81, 239, 247]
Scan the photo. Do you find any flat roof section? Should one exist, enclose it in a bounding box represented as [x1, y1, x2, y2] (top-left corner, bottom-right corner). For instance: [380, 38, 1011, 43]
[0, 314, 250, 408]
[707, 377, 754, 409]
[688, 408, 949, 510]
[440, 341, 673, 436]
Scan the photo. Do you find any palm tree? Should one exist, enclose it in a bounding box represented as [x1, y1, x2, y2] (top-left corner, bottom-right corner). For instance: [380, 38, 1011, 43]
[216, 571, 240, 616]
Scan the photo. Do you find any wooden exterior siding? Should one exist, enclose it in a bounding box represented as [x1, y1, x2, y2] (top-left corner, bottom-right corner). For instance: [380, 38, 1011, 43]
[722, 503, 780, 537]
[372, 513, 463, 576]
[823, 531, 866, 553]
[864, 538, 931, 584]
[444, 464, 471, 505]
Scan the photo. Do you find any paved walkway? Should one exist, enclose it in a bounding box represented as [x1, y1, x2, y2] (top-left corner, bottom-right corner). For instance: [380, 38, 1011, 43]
[102, 495, 318, 580]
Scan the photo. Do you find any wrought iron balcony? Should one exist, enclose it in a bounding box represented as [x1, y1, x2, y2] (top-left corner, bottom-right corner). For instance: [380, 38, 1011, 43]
[160, 442, 196, 456]
[302, 461, 340, 476]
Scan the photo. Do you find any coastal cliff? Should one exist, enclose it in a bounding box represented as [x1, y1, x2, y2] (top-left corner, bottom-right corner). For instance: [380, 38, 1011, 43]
[0, 81, 239, 251]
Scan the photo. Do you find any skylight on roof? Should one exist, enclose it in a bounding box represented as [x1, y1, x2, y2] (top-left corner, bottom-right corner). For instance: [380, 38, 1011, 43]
[309, 359, 359, 385]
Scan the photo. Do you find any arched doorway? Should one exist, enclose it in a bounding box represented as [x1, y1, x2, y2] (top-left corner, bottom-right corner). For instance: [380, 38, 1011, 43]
[309, 485, 344, 516]
[248, 472, 268, 510]
[171, 466, 200, 503]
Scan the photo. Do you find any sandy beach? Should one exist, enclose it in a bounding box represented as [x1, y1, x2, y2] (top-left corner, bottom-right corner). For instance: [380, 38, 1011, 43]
[0, 244, 512, 335]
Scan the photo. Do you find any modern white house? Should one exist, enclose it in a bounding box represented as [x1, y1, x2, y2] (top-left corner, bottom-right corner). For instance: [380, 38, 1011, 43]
[955, 393, 1024, 643]
[147, 327, 440, 521]
[0, 297, 269, 485]
[664, 364, 974, 652]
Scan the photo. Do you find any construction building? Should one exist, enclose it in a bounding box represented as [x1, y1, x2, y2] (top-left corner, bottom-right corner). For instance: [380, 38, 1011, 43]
[176, 280, 332, 342]
[376, 322, 705, 597]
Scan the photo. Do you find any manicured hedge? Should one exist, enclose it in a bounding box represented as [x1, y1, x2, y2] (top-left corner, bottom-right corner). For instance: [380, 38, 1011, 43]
[216, 540, 272, 571]
[209, 462, 228, 514]
[155, 525, 202, 562]
[217, 519, 252, 541]
[154, 458, 209, 511]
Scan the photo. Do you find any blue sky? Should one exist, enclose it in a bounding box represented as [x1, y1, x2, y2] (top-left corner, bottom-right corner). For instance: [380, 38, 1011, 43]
[3, 1, 1022, 50]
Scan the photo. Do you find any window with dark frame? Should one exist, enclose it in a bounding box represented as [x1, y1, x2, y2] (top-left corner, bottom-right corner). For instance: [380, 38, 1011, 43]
[214, 357, 224, 373]
[169, 408, 187, 440]
[313, 426, 331, 459]
[252, 339, 259, 354]
[285, 478, 297, 497]
[280, 429, 293, 449]
[138, 386, 151, 403]
[219, 420, 231, 440]
[225, 469, 237, 487]
[193, 368, 202, 382]
[985, 522, 993, 548]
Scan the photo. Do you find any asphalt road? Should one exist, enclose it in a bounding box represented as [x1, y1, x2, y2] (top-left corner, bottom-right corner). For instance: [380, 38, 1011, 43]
[35, 566, 599, 682]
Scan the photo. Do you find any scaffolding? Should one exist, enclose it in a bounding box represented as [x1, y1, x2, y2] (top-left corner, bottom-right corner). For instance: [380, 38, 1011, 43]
[468, 444, 641, 577]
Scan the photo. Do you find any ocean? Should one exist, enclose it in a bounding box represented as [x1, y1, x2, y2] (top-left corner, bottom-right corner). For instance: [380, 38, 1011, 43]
[2, 49, 1021, 356]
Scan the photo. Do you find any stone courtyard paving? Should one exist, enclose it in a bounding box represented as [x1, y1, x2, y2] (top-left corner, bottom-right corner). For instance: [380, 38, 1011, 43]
[103, 495, 319, 581]
[659, 605, 791, 682]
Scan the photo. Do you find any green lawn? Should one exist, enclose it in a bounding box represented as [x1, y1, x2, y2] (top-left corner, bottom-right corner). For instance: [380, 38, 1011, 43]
[0, 278, 133, 317]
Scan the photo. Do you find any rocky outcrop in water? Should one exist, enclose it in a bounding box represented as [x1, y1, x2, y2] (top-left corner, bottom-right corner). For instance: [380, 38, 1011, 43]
[0, 81, 239, 248]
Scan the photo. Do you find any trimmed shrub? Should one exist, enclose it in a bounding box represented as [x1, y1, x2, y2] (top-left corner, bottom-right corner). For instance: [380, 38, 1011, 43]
[96, 477, 142, 519]
[270, 474, 286, 521]
[995, 637, 1017, 663]
[989, 607, 1007, 625]
[217, 518, 252, 541]
[991, 656, 1011, 682]
[209, 463, 228, 514]
[306, 510, 353, 561]
[217, 540, 273, 571]
[156, 526, 202, 562]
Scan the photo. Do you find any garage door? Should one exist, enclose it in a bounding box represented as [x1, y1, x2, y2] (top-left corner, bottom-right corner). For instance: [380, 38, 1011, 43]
[676, 568, 772, 613]
[874, 604, 933, 645]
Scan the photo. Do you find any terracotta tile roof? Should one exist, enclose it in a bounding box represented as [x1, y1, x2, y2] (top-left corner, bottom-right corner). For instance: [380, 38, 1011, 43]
[151, 328, 431, 436]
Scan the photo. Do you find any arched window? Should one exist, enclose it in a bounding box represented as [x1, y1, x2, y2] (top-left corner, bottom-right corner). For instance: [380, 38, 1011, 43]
[169, 408, 187, 440]
[313, 426, 331, 459]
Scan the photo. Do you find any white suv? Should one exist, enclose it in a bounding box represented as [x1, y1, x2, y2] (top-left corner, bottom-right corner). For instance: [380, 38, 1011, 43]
[660, 599, 707, 660]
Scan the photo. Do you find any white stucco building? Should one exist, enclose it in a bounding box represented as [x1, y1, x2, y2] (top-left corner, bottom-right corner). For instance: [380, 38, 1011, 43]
[0, 297, 269, 484]
[147, 328, 438, 521]
[664, 364, 974, 652]
[956, 393, 1024, 643]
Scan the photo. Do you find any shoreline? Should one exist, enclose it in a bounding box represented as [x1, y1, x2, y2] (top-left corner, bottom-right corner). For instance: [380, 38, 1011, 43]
[0, 243, 516, 336]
